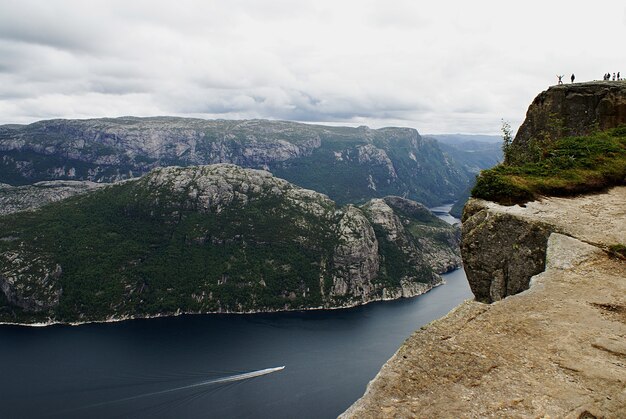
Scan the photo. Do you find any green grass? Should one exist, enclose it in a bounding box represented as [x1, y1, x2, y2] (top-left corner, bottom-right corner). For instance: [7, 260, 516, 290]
[472, 127, 626, 205]
[608, 244, 626, 259]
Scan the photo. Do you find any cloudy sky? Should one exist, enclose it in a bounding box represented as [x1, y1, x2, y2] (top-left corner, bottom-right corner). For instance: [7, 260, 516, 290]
[0, 1, 624, 134]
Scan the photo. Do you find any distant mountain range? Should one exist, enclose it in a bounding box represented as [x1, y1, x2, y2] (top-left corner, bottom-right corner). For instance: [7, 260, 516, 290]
[425, 133, 503, 145]
[0, 117, 500, 208]
[424, 134, 502, 174]
[0, 118, 505, 323]
[0, 118, 503, 208]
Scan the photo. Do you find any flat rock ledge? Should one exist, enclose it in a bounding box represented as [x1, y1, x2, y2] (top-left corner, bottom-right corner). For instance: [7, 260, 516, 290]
[341, 187, 626, 418]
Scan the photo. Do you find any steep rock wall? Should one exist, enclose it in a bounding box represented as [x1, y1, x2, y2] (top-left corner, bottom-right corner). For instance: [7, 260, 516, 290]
[462, 187, 625, 302]
[512, 81, 626, 153]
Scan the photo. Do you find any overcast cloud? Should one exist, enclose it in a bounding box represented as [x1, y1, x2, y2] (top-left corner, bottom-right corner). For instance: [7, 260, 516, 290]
[0, 0, 624, 133]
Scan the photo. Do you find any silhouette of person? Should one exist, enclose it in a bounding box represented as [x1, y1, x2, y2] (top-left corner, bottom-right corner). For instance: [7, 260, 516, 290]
[571, 73, 575, 83]
[557, 75, 564, 84]
[618, 72, 621, 81]
[613, 73, 616, 81]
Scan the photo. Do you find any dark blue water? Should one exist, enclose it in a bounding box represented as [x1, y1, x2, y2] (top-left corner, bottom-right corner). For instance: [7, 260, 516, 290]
[0, 211, 472, 419]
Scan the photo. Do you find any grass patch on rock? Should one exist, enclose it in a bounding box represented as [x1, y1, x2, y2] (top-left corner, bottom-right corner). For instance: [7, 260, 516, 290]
[472, 127, 626, 205]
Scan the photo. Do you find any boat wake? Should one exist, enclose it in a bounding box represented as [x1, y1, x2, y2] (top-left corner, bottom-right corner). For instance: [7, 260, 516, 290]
[66, 366, 285, 415]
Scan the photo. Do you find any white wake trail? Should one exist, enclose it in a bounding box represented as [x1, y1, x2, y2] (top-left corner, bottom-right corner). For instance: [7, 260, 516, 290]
[80, 366, 285, 410]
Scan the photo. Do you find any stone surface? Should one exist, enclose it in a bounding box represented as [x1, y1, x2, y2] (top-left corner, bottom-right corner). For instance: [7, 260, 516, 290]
[342, 186, 626, 418]
[462, 187, 626, 303]
[461, 201, 552, 303]
[0, 248, 62, 311]
[512, 81, 626, 155]
[0, 180, 105, 215]
[468, 187, 626, 248]
[330, 205, 380, 300]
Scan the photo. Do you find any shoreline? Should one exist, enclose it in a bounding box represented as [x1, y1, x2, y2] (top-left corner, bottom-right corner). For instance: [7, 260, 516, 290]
[0, 273, 454, 328]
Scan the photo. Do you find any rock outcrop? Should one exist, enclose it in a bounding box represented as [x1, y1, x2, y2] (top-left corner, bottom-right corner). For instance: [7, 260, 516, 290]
[512, 81, 626, 154]
[0, 248, 62, 312]
[462, 188, 625, 302]
[0, 180, 105, 215]
[330, 205, 380, 300]
[0, 117, 469, 207]
[342, 186, 626, 418]
[343, 83, 626, 418]
[0, 165, 461, 324]
[461, 200, 551, 303]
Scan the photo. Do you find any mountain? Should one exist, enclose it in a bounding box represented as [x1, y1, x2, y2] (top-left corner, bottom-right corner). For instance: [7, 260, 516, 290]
[424, 134, 503, 217]
[425, 133, 503, 145]
[0, 164, 461, 324]
[435, 141, 502, 175]
[0, 117, 470, 207]
[0, 180, 104, 215]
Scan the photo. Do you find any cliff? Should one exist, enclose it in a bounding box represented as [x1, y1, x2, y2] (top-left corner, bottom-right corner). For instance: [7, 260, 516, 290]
[342, 186, 626, 418]
[0, 164, 461, 324]
[343, 82, 626, 417]
[512, 81, 626, 158]
[472, 84, 626, 205]
[0, 117, 468, 207]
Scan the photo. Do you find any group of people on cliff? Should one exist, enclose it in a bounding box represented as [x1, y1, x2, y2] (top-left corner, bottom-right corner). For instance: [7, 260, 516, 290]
[556, 74, 575, 84]
[557, 72, 621, 85]
[603, 72, 621, 81]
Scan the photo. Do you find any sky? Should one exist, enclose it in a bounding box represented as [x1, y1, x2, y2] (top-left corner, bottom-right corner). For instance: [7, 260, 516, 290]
[0, 1, 624, 134]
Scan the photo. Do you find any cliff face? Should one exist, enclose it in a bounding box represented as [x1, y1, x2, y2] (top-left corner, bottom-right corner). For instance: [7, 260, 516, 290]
[461, 200, 551, 303]
[342, 187, 626, 418]
[0, 117, 468, 206]
[0, 165, 460, 324]
[344, 82, 626, 417]
[512, 81, 626, 154]
[462, 187, 625, 302]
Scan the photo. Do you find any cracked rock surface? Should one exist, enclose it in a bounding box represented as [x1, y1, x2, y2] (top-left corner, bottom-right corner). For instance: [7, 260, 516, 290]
[343, 187, 626, 418]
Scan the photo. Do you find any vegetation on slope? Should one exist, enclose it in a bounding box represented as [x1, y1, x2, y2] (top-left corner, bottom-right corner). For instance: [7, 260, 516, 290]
[0, 166, 459, 323]
[472, 127, 626, 205]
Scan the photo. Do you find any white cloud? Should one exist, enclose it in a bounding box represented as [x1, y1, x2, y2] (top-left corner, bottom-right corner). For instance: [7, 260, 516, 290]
[0, 0, 624, 133]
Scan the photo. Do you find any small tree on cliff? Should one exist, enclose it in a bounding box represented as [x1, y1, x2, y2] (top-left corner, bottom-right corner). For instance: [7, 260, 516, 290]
[501, 119, 513, 164]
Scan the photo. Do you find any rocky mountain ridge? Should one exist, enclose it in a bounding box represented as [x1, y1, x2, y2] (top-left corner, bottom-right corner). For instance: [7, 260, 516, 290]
[0, 164, 461, 324]
[0, 180, 105, 215]
[0, 117, 469, 206]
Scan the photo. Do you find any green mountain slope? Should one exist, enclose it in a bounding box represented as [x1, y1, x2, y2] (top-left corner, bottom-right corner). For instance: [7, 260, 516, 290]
[0, 165, 461, 324]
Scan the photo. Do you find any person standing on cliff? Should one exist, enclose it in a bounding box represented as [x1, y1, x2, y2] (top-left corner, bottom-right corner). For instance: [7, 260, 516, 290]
[618, 72, 621, 81]
[557, 75, 564, 84]
[571, 73, 575, 83]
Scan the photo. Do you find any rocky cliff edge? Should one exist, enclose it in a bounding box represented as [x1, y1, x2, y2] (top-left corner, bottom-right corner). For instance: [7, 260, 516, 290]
[342, 186, 625, 418]
[512, 81, 626, 152]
